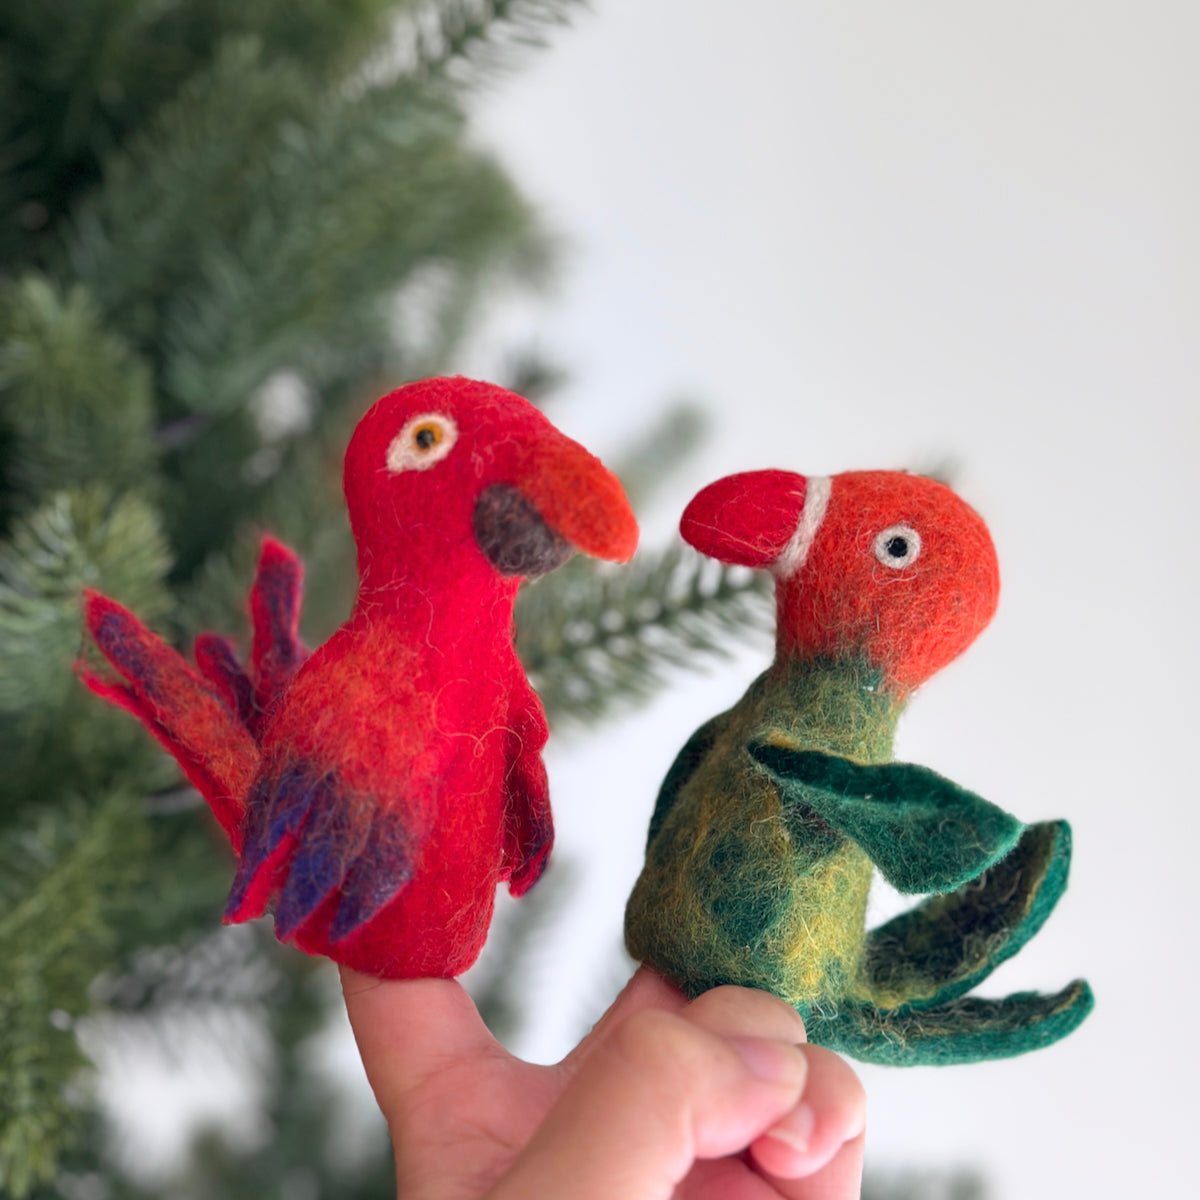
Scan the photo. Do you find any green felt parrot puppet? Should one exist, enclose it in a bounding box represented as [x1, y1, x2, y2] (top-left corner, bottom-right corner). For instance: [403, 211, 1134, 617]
[624, 469, 1093, 1066]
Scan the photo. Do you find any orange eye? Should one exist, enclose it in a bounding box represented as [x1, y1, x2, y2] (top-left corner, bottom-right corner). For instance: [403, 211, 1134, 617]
[387, 412, 458, 473]
[413, 423, 443, 451]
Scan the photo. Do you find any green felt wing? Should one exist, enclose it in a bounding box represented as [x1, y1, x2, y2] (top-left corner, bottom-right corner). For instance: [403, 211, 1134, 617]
[805, 980, 1094, 1066]
[748, 744, 1023, 894]
[645, 712, 730, 850]
[863, 821, 1073, 1010]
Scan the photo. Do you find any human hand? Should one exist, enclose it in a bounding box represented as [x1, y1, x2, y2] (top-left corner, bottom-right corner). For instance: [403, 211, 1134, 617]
[341, 964, 865, 1199]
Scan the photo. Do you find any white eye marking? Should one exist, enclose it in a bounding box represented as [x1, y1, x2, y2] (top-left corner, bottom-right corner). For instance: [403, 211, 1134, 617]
[872, 524, 921, 569]
[386, 413, 458, 473]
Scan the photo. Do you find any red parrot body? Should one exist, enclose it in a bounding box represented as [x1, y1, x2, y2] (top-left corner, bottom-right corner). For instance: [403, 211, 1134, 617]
[82, 377, 637, 978]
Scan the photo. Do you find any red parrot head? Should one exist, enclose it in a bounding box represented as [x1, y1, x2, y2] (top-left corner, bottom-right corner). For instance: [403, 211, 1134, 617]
[343, 377, 638, 596]
[681, 469, 999, 693]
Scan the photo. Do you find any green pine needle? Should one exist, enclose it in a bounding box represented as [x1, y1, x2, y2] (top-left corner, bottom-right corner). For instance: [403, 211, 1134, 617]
[0, 278, 157, 521]
[0, 488, 172, 802]
[0, 792, 147, 1200]
[0, 489, 170, 716]
[516, 543, 772, 724]
[407, 0, 585, 80]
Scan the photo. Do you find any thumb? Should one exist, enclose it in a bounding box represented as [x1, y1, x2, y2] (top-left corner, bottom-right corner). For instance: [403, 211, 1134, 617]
[339, 967, 498, 1120]
[486, 1006, 810, 1200]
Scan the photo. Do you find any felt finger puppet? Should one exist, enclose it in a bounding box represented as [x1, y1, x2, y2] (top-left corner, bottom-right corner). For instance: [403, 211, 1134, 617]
[624, 469, 1093, 1066]
[82, 376, 638, 979]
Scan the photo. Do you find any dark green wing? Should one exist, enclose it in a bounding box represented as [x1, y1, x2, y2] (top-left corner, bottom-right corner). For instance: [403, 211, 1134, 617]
[805, 980, 1094, 1066]
[646, 712, 730, 849]
[863, 821, 1073, 1009]
[748, 743, 1022, 893]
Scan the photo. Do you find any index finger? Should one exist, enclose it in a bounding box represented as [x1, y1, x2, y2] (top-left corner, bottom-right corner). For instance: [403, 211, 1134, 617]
[340, 967, 500, 1113]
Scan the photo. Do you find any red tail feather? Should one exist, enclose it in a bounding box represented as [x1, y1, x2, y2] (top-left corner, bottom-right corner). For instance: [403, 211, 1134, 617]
[80, 591, 258, 849]
[249, 537, 307, 721]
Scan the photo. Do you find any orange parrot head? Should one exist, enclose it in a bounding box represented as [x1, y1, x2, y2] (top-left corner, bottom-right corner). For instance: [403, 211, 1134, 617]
[681, 469, 999, 693]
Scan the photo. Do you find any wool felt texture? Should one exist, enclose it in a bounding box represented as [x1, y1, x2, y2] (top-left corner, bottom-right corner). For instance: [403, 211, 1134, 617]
[625, 468, 1092, 1065]
[82, 376, 638, 979]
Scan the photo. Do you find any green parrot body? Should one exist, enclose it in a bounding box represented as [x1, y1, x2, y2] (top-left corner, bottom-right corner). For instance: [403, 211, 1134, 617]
[630, 660, 892, 1016]
[625, 469, 1093, 1066]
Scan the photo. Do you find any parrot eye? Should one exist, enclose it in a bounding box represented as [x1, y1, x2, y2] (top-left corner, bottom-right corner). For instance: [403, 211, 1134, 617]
[872, 524, 921, 569]
[386, 413, 458, 473]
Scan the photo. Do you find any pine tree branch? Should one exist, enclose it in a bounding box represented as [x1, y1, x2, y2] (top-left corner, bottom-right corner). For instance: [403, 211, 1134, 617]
[0, 277, 157, 523]
[0, 488, 172, 806]
[404, 0, 585, 81]
[67, 41, 540, 419]
[516, 543, 773, 725]
[0, 489, 170, 715]
[64, 38, 316, 364]
[55, 36, 543, 580]
[0, 793, 146, 1200]
[0, 1, 413, 268]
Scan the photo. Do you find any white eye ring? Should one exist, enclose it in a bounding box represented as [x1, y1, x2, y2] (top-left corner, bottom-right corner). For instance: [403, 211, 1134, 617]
[386, 412, 458, 473]
[872, 524, 922, 569]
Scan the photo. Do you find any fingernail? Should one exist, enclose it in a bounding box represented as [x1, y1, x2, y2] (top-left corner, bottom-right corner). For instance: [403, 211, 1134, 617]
[730, 1037, 808, 1088]
[766, 1102, 816, 1155]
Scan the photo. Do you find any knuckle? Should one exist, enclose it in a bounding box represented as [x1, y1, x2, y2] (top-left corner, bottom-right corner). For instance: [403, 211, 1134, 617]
[607, 1009, 711, 1087]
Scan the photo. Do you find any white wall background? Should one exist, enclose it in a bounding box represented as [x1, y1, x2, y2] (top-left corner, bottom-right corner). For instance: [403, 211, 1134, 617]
[459, 3, 1198, 1198]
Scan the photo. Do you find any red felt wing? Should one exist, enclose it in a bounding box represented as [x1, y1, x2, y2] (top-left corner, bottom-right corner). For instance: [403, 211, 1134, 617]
[501, 683, 554, 897]
[224, 763, 421, 948]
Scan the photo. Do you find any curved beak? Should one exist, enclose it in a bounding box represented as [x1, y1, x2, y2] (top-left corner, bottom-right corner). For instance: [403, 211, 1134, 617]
[680, 469, 810, 570]
[477, 431, 638, 576]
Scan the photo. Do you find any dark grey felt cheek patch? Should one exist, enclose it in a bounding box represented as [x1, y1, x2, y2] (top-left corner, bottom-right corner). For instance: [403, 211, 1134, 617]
[474, 484, 574, 577]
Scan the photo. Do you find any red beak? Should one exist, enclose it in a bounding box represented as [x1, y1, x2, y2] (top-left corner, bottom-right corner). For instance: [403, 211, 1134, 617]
[680, 469, 808, 569]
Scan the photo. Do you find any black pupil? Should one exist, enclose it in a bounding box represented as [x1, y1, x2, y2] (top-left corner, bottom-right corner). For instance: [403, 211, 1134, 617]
[886, 536, 909, 559]
[415, 427, 437, 449]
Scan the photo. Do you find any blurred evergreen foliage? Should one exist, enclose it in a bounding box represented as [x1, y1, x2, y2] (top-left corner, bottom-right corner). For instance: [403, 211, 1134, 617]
[0, 3, 774, 1196]
[863, 1169, 989, 1200]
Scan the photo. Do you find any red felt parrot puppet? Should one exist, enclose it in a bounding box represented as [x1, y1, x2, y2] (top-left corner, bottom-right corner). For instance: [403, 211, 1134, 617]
[81, 377, 638, 979]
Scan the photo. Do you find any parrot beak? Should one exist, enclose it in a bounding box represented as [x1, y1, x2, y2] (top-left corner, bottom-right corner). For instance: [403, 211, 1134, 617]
[680, 469, 812, 570]
[475, 432, 639, 577]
